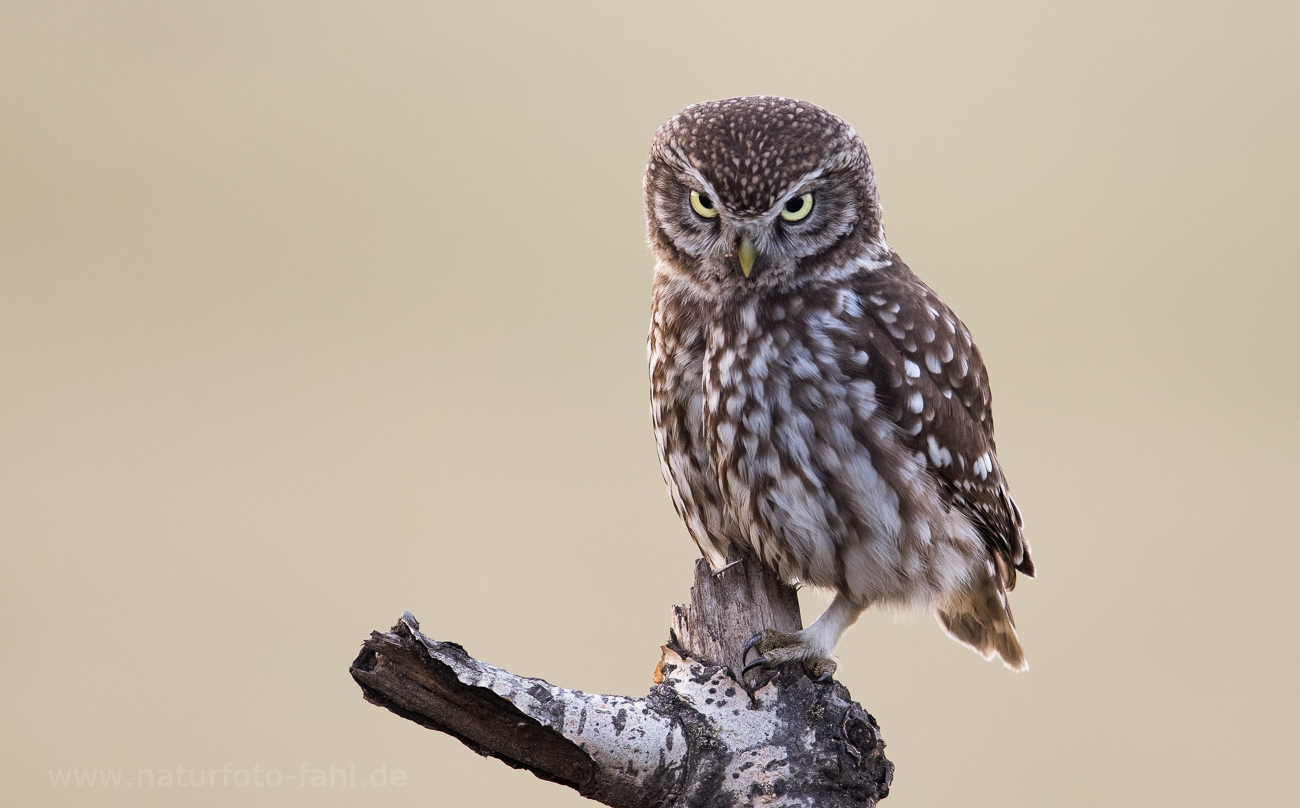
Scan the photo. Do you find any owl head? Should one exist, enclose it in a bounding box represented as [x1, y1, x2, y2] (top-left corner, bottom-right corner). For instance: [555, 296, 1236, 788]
[645, 96, 887, 296]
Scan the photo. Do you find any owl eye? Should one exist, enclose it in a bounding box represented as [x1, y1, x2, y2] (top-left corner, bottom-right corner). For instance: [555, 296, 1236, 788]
[690, 190, 719, 219]
[780, 192, 814, 222]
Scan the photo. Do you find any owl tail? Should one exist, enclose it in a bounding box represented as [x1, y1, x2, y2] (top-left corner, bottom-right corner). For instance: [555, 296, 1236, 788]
[936, 571, 1027, 672]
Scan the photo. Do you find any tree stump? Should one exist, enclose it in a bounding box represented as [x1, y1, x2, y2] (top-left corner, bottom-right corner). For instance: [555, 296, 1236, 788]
[350, 551, 893, 807]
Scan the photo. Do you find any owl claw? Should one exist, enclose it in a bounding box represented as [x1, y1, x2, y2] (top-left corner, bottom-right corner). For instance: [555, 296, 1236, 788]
[806, 657, 838, 682]
[742, 634, 763, 666]
[740, 628, 837, 683]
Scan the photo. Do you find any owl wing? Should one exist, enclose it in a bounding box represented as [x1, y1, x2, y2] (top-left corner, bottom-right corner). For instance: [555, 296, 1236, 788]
[847, 265, 1034, 587]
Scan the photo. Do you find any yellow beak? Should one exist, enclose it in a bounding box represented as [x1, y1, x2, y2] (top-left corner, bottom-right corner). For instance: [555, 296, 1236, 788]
[738, 235, 757, 278]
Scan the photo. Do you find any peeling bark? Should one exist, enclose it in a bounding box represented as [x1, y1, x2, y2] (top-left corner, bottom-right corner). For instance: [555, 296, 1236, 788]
[350, 553, 893, 807]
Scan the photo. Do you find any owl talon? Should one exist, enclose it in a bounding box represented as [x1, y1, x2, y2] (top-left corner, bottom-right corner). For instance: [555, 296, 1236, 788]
[742, 634, 763, 666]
[739, 628, 836, 682]
[807, 658, 838, 683]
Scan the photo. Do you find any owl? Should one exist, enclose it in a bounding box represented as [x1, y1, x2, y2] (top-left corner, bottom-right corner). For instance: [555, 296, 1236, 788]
[645, 97, 1034, 679]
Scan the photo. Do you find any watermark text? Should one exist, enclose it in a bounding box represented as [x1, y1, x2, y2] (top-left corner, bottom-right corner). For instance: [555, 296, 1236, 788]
[49, 763, 406, 788]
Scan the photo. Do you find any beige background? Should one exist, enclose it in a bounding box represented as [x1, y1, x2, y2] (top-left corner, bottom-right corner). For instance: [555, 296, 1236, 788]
[3, 1, 1297, 806]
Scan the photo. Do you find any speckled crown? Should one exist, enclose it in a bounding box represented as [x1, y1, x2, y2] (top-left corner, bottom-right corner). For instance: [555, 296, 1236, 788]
[651, 96, 867, 215]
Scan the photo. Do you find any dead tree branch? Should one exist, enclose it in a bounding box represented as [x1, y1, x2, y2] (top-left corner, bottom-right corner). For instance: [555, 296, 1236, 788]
[350, 552, 893, 807]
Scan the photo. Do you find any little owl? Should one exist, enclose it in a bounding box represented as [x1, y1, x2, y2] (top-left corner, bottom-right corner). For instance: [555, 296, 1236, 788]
[645, 97, 1034, 679]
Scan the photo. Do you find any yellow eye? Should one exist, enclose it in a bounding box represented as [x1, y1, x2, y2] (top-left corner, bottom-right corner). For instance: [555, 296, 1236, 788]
[690, 190, 719, 219]
[780, 192, 814, 222]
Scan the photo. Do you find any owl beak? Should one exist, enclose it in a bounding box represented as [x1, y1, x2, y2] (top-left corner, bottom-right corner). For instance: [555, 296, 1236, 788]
[738, 235, 758, 278]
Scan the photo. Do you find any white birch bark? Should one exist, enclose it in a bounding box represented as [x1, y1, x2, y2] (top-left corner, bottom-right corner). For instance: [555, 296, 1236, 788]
[351, 556, 893, 807]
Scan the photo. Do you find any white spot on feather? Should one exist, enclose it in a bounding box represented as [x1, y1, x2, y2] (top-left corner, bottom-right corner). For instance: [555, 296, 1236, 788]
[743, 408, 771, 437]
[790, 353, 819, 379]
[848, 380, 877, 419]
[716, 421, 736, 448]
[836, 290, 863, 318]
[717, 349, 736, 383]
[726, 394, 743, 418]
[927, 436, 953, 467]
[904, 360, 921, 378]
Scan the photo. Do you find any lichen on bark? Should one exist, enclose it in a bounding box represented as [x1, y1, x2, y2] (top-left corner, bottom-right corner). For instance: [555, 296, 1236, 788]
[350, 554, 893, 807]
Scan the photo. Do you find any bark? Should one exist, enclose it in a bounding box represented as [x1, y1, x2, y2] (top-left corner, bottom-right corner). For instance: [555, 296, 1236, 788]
[350, 551, 893, 807]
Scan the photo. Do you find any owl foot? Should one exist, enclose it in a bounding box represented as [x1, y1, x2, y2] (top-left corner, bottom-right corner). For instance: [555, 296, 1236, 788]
[741, 629, 838, 683]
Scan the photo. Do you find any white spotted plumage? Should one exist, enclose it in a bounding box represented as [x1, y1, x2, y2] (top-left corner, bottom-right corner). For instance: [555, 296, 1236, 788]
[645, 97, 1034, 674]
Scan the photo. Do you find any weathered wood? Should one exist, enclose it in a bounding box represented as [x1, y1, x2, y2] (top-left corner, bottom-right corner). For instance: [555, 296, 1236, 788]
[351, 613, 671, 806]
[670, 548, 802, 682]
[350, 562, 893, 807]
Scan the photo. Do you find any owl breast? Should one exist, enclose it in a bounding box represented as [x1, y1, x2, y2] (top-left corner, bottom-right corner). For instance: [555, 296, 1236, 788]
[649, 285, 742, 569]
[653, 275, 985, 610]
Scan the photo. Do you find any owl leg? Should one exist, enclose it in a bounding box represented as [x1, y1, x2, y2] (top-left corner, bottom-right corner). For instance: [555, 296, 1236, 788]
[742, 593, 867, 682]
